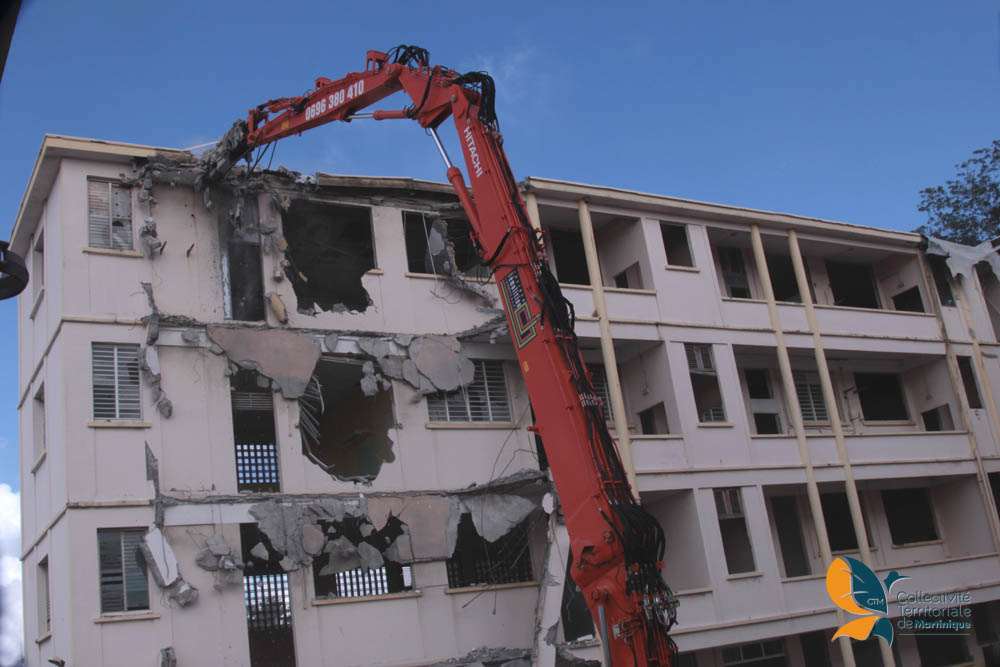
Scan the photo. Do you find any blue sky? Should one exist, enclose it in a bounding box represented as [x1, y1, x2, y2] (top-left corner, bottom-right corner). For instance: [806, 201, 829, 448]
[0, 0, 998, 497]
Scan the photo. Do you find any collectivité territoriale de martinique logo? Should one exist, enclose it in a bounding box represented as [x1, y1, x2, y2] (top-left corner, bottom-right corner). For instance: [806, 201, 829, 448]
[825, 556, 972, 645]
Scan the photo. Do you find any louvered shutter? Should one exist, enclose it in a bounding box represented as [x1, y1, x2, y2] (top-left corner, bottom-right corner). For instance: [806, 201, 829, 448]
[88, 181, 111, 248]
[92, 344, 141, 420]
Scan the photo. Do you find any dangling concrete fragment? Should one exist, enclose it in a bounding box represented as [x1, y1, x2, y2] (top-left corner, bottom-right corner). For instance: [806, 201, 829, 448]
[141, 528, 180, 587]
[206, 326, 320, 399]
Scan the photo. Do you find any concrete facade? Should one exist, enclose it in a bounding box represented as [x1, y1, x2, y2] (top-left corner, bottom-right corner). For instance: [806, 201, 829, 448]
[12, 135, 1000, 666]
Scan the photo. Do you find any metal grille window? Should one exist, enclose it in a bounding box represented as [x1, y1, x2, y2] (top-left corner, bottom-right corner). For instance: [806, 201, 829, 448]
[98, 528, 148, 613]
[88, 179, 133, 250]
[446, 513, 534, 588]
[244, 573, 292, 631]
[232, 380, 280, 493]
[320, 564, 413, 599]
[427, 360, 511, 423]
[92, 343, 141, 420]
[794, 372, 828, 422]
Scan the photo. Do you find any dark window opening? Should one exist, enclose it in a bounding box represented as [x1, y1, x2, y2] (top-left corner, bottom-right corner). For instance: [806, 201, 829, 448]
[928, 256, 956, 307]
[240, 524, 295, 667]
[98, 528, 148, 613]
[549, 229, 591, 285]
[311, 514, 412, 599]
[718, 247, 751, 298]
[771, 496, 810, 577]
[854, 372, 909, 421]
[891, 286, 925, 313]
[882, 488, 938, 545]
[766, 253, 802, 303]
[921, 404, 955, 432]
[851, 638, 885, 667]
[299, 359, 395, 482]
[799, 631, 832, 667]
[218, 194, 265, 321]
[745, 369, 781, 434]
[661, 223, 694, 267]
[560, 552, 595, 642]
[281, 200, 375, 312]
[402, 212, 485, 277]
[231, 371, 279, 492]
[715, 488, 755, 574]
[638, 403, 669, 435]
[990, 474, 1000, 523]
[687, 344, 725, 422]
[721, 639, 786, 666]
[915, 618, 972, 666]
[446, 512, 533, 588]
[958, 356, 984, 409]
[977, 263, 1000, 342]
[821, 492, 868, 552]
[613, 262, 642, 289]
[826, 260, 880, 309]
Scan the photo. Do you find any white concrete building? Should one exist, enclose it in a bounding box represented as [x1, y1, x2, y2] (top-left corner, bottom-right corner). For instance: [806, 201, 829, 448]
[12, 135, 1000, 667]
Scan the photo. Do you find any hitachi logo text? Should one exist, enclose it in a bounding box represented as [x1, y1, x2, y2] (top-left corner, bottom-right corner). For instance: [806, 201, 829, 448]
[464, 126, 484, 178]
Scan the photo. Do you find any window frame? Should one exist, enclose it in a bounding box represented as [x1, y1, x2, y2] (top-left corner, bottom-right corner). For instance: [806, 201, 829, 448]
[660, 222, 695, 268]
[714, 487, 757, 575]
[38, 556, 50, 635]
[426, 359, 512, 423]
[881, 487, 939, 546]
[91, 343, 142, 421]
[87, 178, 134, 251]
[97, 528, 149, 614]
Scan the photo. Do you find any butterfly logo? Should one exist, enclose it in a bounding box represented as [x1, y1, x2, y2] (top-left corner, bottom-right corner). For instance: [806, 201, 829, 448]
[826, 556, 907, 645]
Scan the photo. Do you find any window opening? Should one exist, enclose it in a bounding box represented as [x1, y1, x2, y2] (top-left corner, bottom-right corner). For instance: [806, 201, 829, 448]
[714, 488, 755, 574]
[958, 356, 983, 409]
[921, 404, 955, 431]
[281, 200, 375, 312]
[98, 528, 148, 613]
[87, 179, 133, 250]
[745, 369, 780, 434]
[549, 229, 591, 285]
[882, 488, 938, 545]
[38, 556, 50, 634]
[403, 211, 485, 277]
[661, 223, 694, 267]
[721, 639, 786, 666]
[826, 260, 880, 309]
[446, 512, 533, 588]
[687, 344, 726, 422]
[638, 403, 670, 434]
[927, 255, 955, 307]
[719, 247, 751, 298]
[613, 262, 643, 289]
[241, 524, 296, 667]
[92, 343, 141, 420]
[231, 371, 279, 492]
[771, 496, 809, 577]
[854, 372, 909, 421]
[793, 372, 828, 423]
[891, 285, 925, 312]
[427, 360, 511, 423]
[299, 358, 396, 482]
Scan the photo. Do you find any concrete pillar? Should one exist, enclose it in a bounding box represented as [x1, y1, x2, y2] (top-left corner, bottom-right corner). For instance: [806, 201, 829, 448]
[787, 230, 893, 667]
[577, 198, 639, 498]
[749, 225, 856, 667]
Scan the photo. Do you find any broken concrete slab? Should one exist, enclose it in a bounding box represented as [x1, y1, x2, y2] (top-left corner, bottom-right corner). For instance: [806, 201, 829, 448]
[207, 326, 320, 399]
[408, 335, 476, 393]
[140, 528, 180, 587]
[250, 542, 269, 562]
[429, 647, 531, 667]
[357, 541, 384, 571]
[159, 647, 177, 667]
[267, 292, 289, 324]
[301, 523, 325, 557]
[461, 494, 539, 543]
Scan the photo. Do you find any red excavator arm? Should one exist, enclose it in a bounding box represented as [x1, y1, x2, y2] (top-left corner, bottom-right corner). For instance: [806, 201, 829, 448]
[214, 45, 678, 666]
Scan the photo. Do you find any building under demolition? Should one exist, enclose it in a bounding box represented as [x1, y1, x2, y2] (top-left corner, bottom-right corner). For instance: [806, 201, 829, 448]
[12, 135, 1000, 666]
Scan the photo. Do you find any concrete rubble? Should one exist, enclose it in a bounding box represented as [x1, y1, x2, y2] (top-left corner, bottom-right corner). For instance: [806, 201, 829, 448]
[429, 647, 532, 667]
[194, 534, 244, 589]
[206, 326, 320, 399]
[140, 527, 199, 608]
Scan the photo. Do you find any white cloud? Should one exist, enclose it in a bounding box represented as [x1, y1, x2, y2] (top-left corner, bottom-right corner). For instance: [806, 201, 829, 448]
[461, 45, 551, 124]
[0, 485, 22, 666]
